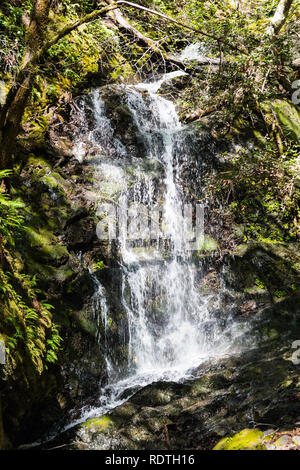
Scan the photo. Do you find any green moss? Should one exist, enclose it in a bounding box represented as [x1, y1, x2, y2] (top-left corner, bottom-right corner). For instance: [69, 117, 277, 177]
[270, 100, 300, 142]
[73, 312, 97, 337]
[41, 174, 64, 190]
[24, 226, 69, 262]
[213, 429, 265, 450]
[27, 155, 51, 169]
[280, 378, 293, 389]
[190, 378, 211, 396]
[253, 130, 268, 146]
[261, 326, 279, 340]
[83, 415, 118, 432]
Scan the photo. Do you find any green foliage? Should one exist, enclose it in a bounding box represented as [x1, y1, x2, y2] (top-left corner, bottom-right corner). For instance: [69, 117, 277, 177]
[2, 0, 297, 142]
[274, 289, 287, 298]
[255, 279, 265, 289]
[0, 268, 61, 372]
[0, 1, 32, 75]
[46, 323, 62, 364]
[0, 170, 61, 373]
[20, 1, 127, 134]
[175, 1, 298, 126]
[0, 1, 30, 38]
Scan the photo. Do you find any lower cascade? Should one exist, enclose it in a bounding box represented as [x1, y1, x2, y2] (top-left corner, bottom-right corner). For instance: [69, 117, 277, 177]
[67, 72, 251, 430]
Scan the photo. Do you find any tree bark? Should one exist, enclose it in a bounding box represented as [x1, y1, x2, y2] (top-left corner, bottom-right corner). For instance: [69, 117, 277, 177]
[105, 1, 224, 69]
[22, 0, 51, 68]
[0, 74, 32, 169]
[267, 0, 294, 36]
[115, 0, 219, 41]
[0, 0, 52, 169]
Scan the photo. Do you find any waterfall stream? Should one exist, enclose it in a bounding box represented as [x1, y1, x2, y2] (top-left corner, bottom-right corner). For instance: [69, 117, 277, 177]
[66, 70, 250, 430]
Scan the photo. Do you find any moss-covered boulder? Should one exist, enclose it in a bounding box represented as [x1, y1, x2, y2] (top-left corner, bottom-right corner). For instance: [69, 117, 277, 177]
[213, 429, 265, 450]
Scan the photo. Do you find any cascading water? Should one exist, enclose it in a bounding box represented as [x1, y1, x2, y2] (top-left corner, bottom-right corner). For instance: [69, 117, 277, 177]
[68, 70, 250, 428]
[118, 74, 229, 378]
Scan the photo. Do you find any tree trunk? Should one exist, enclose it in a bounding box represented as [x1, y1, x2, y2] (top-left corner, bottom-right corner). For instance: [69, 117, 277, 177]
[106, 0, 185, 67]
[0, 0, 223, 169]
[267, 0, 294, 36]
[106, 1, 223, 68]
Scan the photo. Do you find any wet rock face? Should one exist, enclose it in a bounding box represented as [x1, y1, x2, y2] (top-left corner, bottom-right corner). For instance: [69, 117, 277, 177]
[70, 250, 300, 452]
[224, 241, 300, 309]
[67, 83, 223, 175]
[74, 315, 300, 450]
[101, 87, 147, 159]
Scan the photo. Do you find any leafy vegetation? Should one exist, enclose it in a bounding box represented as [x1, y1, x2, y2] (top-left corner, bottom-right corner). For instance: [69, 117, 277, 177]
[0, 170, 61, 374]
[0, 1, 298, 161]
[0, 170, 24, 245]
[0, 0, 298, 356]
[205, 139, 300, 245]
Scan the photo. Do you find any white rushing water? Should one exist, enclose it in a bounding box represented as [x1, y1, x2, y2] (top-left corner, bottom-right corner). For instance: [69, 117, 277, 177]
[64, 68, 250, 431]
[178, 41, 208, 62]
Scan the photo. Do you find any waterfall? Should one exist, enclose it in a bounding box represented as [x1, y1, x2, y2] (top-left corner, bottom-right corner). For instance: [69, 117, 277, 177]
[118, 74, 224, 377]
[69, 70, 250, 427]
